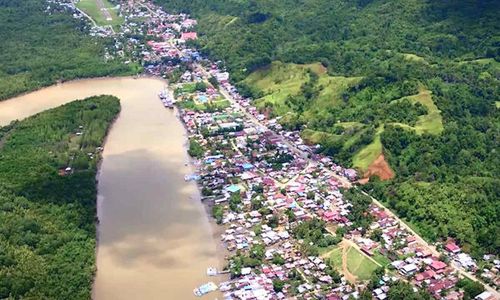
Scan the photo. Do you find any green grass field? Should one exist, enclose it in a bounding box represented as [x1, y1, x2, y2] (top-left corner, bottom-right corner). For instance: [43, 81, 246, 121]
[327, 247, 343, 268]
[392, 88, 443, 135]
[372, 250, 392, 267]
[327, 245, 379, 281]
[76, 0, 124, 29]
[301, 129, 340, 145]
[178, 99, 230, 112]
[246, 61, 360, 116]
[402, 53, 428, 64]
[345, 246, 379, 281]
[352, 125, 384, 172]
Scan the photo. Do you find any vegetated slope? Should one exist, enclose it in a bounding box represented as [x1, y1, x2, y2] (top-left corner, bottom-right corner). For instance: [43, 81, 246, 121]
[0, 96, 120, 299]
[0, 0, 136, 100]
[157, 0, 500, 256]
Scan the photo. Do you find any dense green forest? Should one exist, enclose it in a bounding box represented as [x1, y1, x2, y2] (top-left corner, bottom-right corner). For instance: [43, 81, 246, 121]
[0, 96, 120, 299]
[157, 0, 500, 256]
[0, 0, 137, 100]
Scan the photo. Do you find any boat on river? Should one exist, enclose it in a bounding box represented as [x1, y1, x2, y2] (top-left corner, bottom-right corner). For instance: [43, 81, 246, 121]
[159, 88, 175, 109]
[193, 282, 217, 297]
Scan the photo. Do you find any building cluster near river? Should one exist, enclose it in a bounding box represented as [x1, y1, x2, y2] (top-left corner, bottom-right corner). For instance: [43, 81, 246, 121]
[46, 0, 500, 299]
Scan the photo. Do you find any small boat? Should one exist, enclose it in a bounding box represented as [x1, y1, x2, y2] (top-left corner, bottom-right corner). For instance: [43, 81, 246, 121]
[206, 267, 217, 276]
[193, 282, 217, 297]
[158, 89, 168, 100]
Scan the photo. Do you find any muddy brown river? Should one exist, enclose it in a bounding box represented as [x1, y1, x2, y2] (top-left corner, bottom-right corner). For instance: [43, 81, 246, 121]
[0, 77, 224, 300]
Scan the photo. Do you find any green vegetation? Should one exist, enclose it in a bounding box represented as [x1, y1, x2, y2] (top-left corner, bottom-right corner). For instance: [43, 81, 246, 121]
[175, 82, 208, 95]
[293, 218, 341, 256]
[345, 246, 379, 281]
[391, 88, 443, 135]
[352, 126, 384, 171]
[456, 278, 485, 299]
[327, 247, 343, 268]
[178, 98, 231, 112]
[372, 250, 392, 267]
[187, 138, 204, 158]
[387, 281, 432, 300]
[76, 0, 124, 30]
[157, 0, 500, 256]
[0, 96, 120, 299]
[344, 189, 374, 232]
[0, 0, 137, 101]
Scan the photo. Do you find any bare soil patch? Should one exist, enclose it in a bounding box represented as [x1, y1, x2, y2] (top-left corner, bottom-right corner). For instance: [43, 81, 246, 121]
[359, 154, 394, 183]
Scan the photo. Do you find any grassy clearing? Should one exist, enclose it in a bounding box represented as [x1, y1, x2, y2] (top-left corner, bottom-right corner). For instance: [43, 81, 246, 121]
[301, 129, 340, 145]
[246, 61, 359, 115]
[392, 88, 443, 135]
[372, 250, 392, 267]
[457, 58, 500, 69]
[177, 83, 197, 93]
[315, 76, 362, 108]
[345, 246, 379, 281]
[76, 0, 124, 29]
[318, 244, 339, 257]
[247, 62, 312, 114]
[327, 247, 343, 269]
[352, 125, 384, 172]
[402, 53, 427, 64]
[178, 99, 230, 112]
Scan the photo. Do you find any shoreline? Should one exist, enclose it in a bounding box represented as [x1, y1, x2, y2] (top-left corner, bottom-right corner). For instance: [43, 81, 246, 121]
[179, 107, 231, 280]
[0, 73, 141, 103]
[0, 76, 228, 299]
[92, 105, 122, 299]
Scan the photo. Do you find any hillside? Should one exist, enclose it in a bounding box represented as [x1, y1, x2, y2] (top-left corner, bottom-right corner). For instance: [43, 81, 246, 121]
[0, 0, 136, 100]
[0, 96, 120, 299]
[156, 0, 500, 256]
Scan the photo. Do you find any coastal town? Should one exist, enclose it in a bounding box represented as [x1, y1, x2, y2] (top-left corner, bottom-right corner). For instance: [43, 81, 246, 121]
[46, 1, 499, 299]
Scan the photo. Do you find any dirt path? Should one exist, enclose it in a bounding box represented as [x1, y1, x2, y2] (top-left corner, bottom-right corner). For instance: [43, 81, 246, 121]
[340, 242, 357, 283]
[343, 239, 382, 268]
[96, 0, 112, 21]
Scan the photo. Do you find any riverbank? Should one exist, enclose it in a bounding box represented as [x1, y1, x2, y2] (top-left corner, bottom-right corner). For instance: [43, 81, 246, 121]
[0, 77, 226, 300]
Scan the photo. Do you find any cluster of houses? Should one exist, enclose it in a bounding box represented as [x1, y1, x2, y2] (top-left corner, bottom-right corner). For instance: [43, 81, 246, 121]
[49, 0, 499, 299]
[176, 60, 498, 298]
[174, 44, 499, 300]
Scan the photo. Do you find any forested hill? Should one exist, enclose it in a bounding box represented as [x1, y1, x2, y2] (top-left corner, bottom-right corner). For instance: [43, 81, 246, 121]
[0, 0, 136, 100]
[156, 0, 500, 257]
[0, 96, 120, 299]
[158, 0, 499, 80]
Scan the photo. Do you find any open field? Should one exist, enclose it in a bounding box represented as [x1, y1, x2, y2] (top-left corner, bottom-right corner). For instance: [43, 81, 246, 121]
[76, 0, 123, 29]
[372, 250, 392, 267]
[345, 246, 379, 281]
[247, 62, 313, 115]
[301, 129, 340, 145]
[402, 53, 427, 64]
[246, 61, 360, 116]
[326, 247, 343, 269]
[178, 99, 230, 112]
[324, 242, 379, 283]
[352, 125, 383, 172]
[392, 88, 443, 135]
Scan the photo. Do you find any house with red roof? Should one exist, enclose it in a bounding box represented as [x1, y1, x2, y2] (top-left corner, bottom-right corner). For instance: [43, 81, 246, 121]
[430, 260, 447, 272]
[445, 242, 461, 254]
[180, 32, 198, 41]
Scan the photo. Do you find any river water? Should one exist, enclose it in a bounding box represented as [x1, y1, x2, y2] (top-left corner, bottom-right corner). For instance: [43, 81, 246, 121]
[0, 77, 224, 300]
